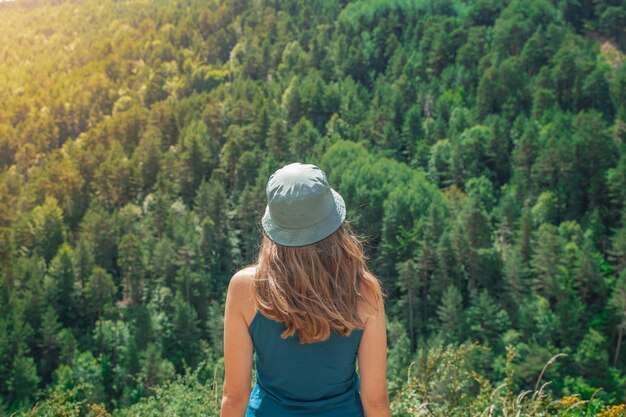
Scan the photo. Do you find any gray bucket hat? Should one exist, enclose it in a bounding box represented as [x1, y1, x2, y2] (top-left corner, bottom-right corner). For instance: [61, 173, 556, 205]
[262, 163, 346, 247]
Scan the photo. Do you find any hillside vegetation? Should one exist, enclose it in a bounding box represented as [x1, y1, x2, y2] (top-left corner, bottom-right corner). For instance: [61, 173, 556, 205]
[0, 0, 625, 415]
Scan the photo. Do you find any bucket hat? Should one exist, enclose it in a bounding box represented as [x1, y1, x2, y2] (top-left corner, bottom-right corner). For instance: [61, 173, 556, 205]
[262, 163, 346, 247]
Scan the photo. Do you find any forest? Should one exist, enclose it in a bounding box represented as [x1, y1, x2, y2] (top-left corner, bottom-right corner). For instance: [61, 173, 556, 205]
[0, 0, 625, 415]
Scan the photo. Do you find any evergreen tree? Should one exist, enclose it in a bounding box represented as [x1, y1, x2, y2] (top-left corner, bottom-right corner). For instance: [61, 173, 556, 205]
[45, 244, 77, 327]
[167, 294, 201, 372]
[118, 233, 145, 305]
[437, 285, 464, 343]
[0, 0, 625, 410]
[573, 237, 607, 309]
[194, 179, 231, 277]
[610, 270, 626, 367]
[396, 260, 419, 347]
[38, 306, 62, 382]
[78, 202, 118, 273]
[400, 104, 424, 164]
[85, 267, 116, 325]
[30, 197, 66, 263]
[530, 224, 567, 304]
[386, 320, 412, 393]
[464, 290, 511, 349]
[73, 238, 95, 323]
[132, 305, 154, 351]
[502, 245, 529, 318]
[180, 120, 213, 203]
[139, 343, 175, 396]
[7, 348, 40, 408]
[0, 319, 11, 399]
[435, 230, 462, 298]
[609, 218, 626, 275]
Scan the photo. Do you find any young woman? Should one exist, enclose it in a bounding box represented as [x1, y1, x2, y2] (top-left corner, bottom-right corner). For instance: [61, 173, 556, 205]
[221, 163, 391, 417]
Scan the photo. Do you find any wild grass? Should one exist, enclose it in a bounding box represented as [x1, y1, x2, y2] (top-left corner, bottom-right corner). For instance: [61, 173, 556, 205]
[16, 343, 626, 417]
[390, 343, 625, 417]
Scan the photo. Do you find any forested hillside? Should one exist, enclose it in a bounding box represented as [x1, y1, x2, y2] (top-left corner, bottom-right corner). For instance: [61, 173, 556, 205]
[0, 0, 625, 415]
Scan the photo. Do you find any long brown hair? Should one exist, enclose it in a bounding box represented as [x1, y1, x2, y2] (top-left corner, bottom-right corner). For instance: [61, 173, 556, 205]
[253, 223, 383, 343]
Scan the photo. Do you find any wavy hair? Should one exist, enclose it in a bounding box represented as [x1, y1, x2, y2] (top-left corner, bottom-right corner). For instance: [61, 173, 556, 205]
[253, 223, 383, 343]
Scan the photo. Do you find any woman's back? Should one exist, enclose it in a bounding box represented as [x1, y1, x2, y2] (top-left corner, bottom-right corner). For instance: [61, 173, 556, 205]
[247, 311, 364, 416]
[220, 163, 390, 417]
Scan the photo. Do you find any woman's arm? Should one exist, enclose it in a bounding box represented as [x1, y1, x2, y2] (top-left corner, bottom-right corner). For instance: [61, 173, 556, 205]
[221, 271, 254, 417]
[357, 291, 391, 417]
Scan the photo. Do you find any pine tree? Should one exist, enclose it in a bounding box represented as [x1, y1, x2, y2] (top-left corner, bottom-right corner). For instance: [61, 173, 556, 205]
[267, 118, 289, 163]
[30, 197, 66, 263]
[435, 230, 462, 298]
[396, 260, 419, 347]
[131, 125, 163, 192]
[194, 179, 231, 277]
[415, 205, 442, 327]
[574, 329, 609, 379]
[167, 294, 201, 372]
[386, 320, 412, 393]
[465, 290, 511, 348]
[139, 343, 175, 396]
[78, 202, 118, 272]
[38, 306, 62, 382]
[85, 267, 116, 326]
[0, 228, 14, 290]
[518, 203, 534, 263]
[428, 140, 453, 187]
[288, 117, 320, 161]
[7, 348, 40, 407]
[573, 237, 606, 309]
[0, 319, 10, 399]
[530, 224, 567, 304]
[73, 238, 95, 323]
[512, 121, 539, 199]
[400, 104, 423, 163]
[610, 270, 626, 367]
[554, 290, 586, 347]
[609, 217, 626, 275]
[151, 238, 177, 288]
[180, 120, 212, 203]
[502, 245, 529, 318]
[118, 233, 145, 305]
[132, 305, 154, 351]
[46, 243, 77, 327]
[437, 285, 464, 343]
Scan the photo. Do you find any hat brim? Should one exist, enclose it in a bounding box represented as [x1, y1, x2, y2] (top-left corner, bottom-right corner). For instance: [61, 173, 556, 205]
[261, 188, 346, 247]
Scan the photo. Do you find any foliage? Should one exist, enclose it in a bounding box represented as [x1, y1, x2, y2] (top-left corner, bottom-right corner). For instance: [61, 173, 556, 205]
[0, 0, 625, 413]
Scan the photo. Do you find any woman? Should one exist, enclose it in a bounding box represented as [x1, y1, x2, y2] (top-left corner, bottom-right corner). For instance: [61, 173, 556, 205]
[221, 163, 391, 417]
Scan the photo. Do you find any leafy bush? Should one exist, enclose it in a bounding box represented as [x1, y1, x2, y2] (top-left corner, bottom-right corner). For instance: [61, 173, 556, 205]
[113, 370, 221, 417]
[391, 343, 626, 417]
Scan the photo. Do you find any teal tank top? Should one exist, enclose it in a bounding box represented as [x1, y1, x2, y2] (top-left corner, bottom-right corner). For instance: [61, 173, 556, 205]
[246, 311, 365, 417]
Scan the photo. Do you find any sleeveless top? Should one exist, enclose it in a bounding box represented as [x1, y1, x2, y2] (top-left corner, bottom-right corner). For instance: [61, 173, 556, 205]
[246, 311, 365, 417]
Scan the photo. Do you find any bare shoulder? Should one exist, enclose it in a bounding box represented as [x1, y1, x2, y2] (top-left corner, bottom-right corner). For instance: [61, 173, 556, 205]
[227, 265, 257, 324]
[228, 266, 257, 299]
[358, 275, 384, 324]
[230, 265, 257, 285]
